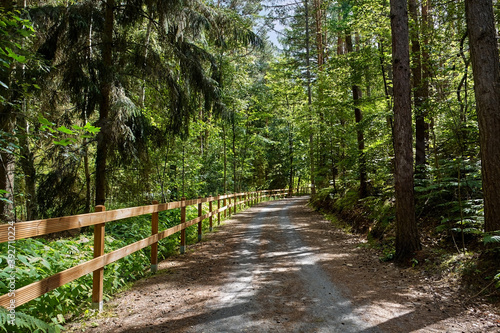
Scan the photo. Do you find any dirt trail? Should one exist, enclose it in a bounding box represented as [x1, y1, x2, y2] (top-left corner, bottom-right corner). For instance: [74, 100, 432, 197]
[68, 197, 500, 333]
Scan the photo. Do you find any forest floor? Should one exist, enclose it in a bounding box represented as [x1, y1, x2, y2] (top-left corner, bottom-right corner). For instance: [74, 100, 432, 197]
[67, 196, 500, 332]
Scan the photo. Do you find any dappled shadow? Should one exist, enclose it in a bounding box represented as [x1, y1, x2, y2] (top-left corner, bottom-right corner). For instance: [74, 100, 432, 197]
[284, 197, 481, 332]
[72, 197, 496, 333]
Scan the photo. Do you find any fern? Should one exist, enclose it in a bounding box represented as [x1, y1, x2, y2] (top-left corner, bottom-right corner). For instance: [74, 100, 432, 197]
[483, 234, 500, 245]
[0, 307, 62, 333]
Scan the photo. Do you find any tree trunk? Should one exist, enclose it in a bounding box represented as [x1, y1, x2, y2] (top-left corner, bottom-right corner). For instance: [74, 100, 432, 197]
[305, 0, 315, 195]
[232, 111, 237, 193]
[222, 123, 227, 194]
[0, 0, 15, 222]
[139, 16, 153, 109]
[346, 34, 367, 198]
[421, 0, 431, 157]
[95, 0, 114, 206]
[465, 0, 500, 232]
[289, 121, 294, 196]
[391, 0, 421, 262]
[18, 115, 37, 220]
[409, 0, 427, 172]
[353, 86, 367, 198]
[313, 0, 324, 71]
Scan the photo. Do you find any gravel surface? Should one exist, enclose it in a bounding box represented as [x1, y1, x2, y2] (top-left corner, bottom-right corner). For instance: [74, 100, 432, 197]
[67, 196, 500, 333]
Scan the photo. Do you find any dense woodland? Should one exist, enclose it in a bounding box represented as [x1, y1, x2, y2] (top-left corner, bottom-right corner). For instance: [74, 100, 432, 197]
[1, 0, 500, 330]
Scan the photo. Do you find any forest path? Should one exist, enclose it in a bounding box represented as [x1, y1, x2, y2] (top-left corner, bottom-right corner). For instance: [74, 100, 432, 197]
[69, 197, 500, 333]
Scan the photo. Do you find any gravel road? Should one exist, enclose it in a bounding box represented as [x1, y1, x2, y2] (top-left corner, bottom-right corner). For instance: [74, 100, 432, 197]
[69, 196, 500, 333]
[187, 198, 376, 333]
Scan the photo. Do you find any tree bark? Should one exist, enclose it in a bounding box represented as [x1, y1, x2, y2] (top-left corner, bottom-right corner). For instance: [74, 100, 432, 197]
[232, 111, 237, 193]
[421, 0, 431, 154]
[346, 34, 367, 198]
[313, 0, 324, 71]
[222, 123, 227, 194]
[305, 0, 315, 195]
[465, 0, 500, 232]
[391, 0, 421, 262]
[409, 0, 427, 172]
[18, 115, 37, 220]
[0, 0, 15, 222]
[95, 0, 114, 206]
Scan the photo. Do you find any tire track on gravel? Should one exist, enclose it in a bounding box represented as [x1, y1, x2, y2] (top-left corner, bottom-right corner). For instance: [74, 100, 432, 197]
[188, 197, 377, 333]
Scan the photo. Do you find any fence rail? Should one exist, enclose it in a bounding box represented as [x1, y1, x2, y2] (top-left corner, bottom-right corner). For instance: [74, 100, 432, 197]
[0, 188, 309, 310]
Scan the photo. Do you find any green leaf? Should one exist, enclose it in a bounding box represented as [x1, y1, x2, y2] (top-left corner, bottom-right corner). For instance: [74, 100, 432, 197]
[38, 115, 54, 126]
[484, 235, 500, 244]
[53, 139, 74, 146]
[84, 123, 100, 134]
[56, 126, 74, 135]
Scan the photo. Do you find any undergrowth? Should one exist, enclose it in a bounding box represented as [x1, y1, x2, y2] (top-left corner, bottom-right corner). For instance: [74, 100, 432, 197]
[0, 201, 234, 332]
[309, 166, 500, 304]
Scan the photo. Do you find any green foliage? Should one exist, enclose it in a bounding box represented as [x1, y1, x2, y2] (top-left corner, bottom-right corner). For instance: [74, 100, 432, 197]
[38, 115, 100, 146]
[415, 159, 484, 246]
[0, 307, 62, 333]
[0, 201, 220, 330]
[494, 272, 500, 289]
[483, 232, 500, 245]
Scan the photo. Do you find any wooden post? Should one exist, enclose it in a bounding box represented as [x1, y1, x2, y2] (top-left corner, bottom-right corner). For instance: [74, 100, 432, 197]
[92, 205, 105, 311]
[223, 196, 227, 218]
[233, 194, 236, 214]
[209, 195, 213, 232]
[217, 195, 221, 225]
[197, 196, 202, 241]
[151, 200, 159, 273]
[180, 197, 186, 254]
[228, 196, 232, 216]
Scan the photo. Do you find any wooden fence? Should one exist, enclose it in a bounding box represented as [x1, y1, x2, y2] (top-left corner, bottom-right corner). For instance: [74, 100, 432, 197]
[0, 188, 308, 311]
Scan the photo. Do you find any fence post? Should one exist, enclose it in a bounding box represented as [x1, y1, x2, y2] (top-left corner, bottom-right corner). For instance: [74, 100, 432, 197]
[234, 193, 240, 214]
[151, 200, 159, 273]
[198, 196, 202, 241]
[233, 194, 237, 214]
[217, 195, 221, 225]
[209, 195, 213, 232]
[223, 195, 227, 218]
[180, 197, 186, 254]
[92, 205, 105, 311]
[228, 195, 232, 216]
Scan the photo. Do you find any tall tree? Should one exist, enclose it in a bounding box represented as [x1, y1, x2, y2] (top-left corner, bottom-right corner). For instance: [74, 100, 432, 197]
[94, 0, 114, 206]
[390, 0, 421, 262]
[409, 0, 427, 172]
[304, 0, 315, 195]
[465, 0, 500, 232]
[346, 33, 367, 198]
[0, 1, 34, 221]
